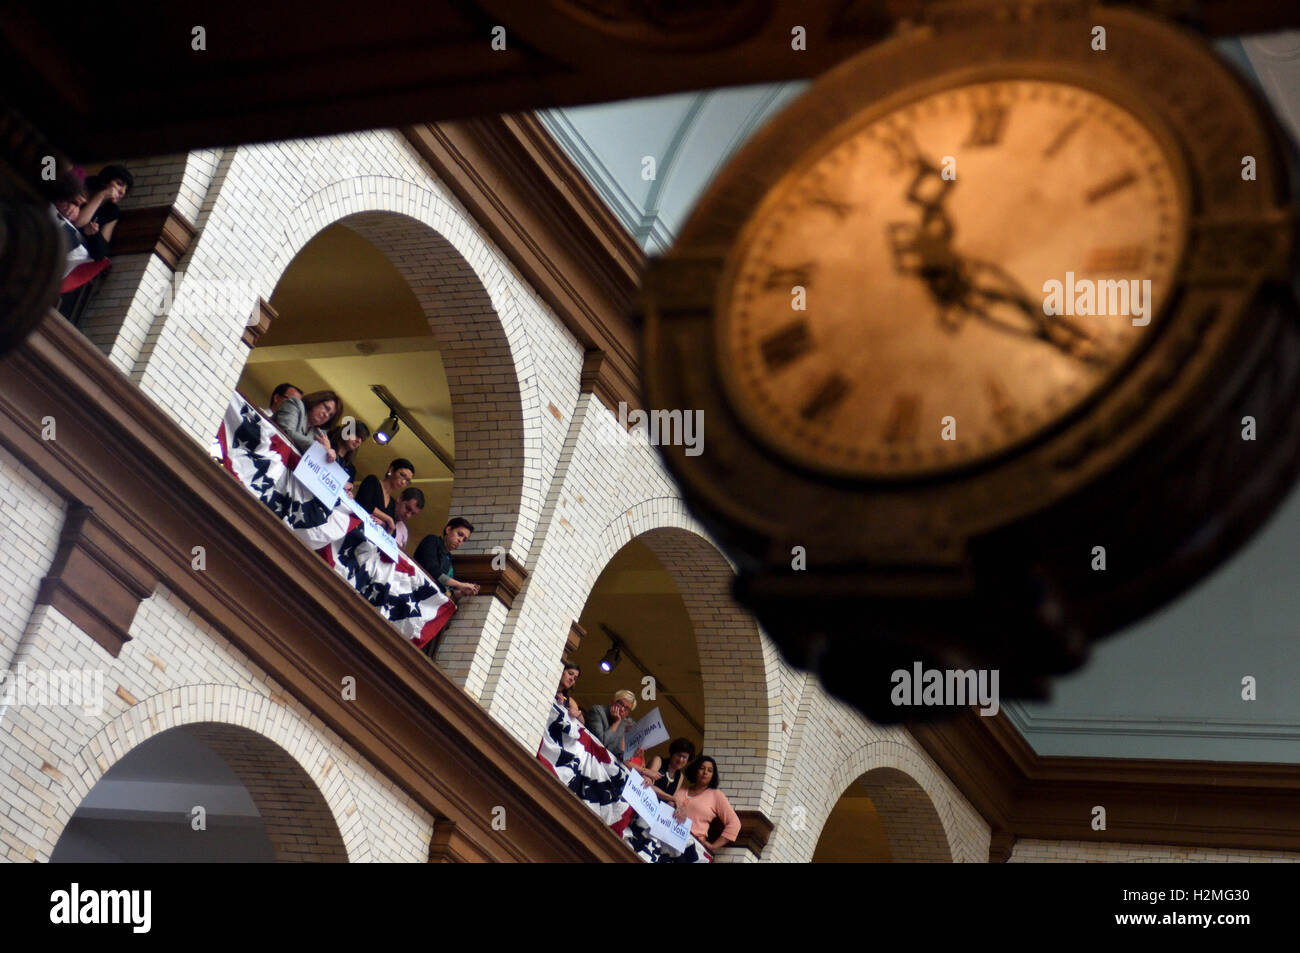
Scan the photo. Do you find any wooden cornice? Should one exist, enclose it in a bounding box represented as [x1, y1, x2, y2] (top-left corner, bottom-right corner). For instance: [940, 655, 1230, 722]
[0, 310, 636, 863]
[909, 709, 1300, 855]
[566, 620, 586, 656]
[111, 204, 197, 270]
[731, 809, 775, 857]
[36, 502, 159, 658]
[451, 552, 527, 609]
[405, 117, 646, 414]
[243, 297, 277, 349]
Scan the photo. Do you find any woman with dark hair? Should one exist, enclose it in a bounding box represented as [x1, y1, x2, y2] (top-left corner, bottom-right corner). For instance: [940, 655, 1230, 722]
[556, 661, 583, 722]
[355, 458, 414, 535]
[74, 164, 134, 259]
[651, 737, 696, 802]
[671, 755, 741, 852]
[328, 419, 371, 481]
[275, 390, 344, 457]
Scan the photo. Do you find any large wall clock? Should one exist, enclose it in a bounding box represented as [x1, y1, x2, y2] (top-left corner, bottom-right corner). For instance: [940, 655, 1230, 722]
[639, 2, 1300, 721]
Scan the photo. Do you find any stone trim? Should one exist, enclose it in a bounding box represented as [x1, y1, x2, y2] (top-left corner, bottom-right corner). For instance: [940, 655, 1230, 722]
[35, 503, 157, 658]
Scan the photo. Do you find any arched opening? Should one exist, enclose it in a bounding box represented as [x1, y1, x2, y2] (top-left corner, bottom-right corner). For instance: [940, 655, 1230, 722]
[238, 220, 454, 543]
[571, 537, 705, 755]
[51, 723, 347, 863]
[233, 209, 529, 559]
[569, 522, 779, 821]
[812, 767, 952, 863]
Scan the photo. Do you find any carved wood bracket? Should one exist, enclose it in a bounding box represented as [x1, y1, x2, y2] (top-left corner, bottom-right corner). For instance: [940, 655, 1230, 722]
[36, 502, 159, 657]
[452, 552, 527, 609]
[111, 205, 198, 271]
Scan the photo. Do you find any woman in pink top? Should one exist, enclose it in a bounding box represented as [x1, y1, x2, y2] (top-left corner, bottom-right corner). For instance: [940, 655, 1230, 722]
[672, 756, 741, 853]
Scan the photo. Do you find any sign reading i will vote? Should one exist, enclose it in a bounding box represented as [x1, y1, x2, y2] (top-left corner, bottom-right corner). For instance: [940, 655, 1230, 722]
[293, 441, 351, 509]
[342, 495, 402, 563]
[621, 707, 669, 756]
[621, 769, 692, 853]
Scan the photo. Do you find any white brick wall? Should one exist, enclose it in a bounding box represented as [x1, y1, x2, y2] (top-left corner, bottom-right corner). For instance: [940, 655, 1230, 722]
[0, 446, 66, 665]
[0, 582, 431, 863]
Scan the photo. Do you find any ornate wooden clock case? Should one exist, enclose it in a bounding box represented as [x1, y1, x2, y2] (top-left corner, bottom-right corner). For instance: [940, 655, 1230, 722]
[639, 1, 1300, 720]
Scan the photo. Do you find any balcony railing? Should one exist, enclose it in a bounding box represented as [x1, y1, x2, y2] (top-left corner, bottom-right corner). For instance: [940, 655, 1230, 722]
[538, 703, 711, 863]
[216, 393, 456, 647]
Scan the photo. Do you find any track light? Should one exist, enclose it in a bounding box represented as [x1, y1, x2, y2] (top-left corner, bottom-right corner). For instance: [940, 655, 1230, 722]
[599, 645, 621, 673]
[373, 413, 400, 445]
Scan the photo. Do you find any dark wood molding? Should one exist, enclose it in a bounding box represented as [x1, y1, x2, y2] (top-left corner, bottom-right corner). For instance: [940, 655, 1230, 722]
[730, 809, 775, 856]
[452, 552, 527, 609]
[580, 349, 629, 417]
[35, 503, 158, 658]
[243, 297, 277, 349]
[111, 204, 197, 270]
[0, 310, 634, 863]
[988, 830, 1017, 863]
[427, 820, 494, 863]
[566, 620, 585, 656]
[405, 118, 646, 414]
[909, 709, 1300, 854]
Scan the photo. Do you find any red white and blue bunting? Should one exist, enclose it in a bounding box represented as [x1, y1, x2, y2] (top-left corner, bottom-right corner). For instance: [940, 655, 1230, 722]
[538, 704, 711, 864]
[216, 394, 455, 647]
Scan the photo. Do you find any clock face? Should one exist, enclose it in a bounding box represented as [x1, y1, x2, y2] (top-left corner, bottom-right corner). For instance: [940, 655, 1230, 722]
[718, 79, 1189, 479]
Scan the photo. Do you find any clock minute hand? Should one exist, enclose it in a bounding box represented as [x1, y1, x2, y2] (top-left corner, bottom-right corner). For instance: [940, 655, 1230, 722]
[961, 258, 1108, 365]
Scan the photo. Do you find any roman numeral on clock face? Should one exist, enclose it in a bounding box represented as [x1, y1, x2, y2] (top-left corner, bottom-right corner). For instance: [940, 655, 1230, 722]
[807, 191, 854, 219]
[799, 373, 851, 422]
[883, 393, 921, 444]
[764, 263, 815, 290]
[760, 319, 814, 371]
[1043, 117, 1085, 159]
[1083, 245, 1145, 272]
[964, 103, 1009, 147]
[1085, 169, 1138, 204]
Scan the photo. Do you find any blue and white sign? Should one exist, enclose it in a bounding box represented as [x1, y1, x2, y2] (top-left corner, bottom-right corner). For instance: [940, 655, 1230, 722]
[293, 441, 350, 509]
[621, 769, 691, 853]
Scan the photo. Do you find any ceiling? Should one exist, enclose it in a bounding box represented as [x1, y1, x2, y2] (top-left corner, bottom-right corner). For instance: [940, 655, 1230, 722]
[539, 82, 806, 252]
[237, 223, 455, 545]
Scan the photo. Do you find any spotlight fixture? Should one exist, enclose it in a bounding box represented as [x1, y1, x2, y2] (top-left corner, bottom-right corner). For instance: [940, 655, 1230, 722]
[599, 645, 621, 673]
[373, 413, 400, 445]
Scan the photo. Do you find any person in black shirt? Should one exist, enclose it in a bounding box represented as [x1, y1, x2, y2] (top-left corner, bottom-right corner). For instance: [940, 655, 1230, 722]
[652, 738, 697, 802]
[355, 458, 413, 535]
[74, 164, 134, 260]
[413, 517, 480, 598]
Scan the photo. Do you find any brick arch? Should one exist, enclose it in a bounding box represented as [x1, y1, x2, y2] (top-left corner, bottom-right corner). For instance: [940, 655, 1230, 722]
[49, 684, 374, 863]
[585, 498, 783, 816]
[300, 208, 535, 556]
[135, 154, 543, 557]
[807, 740, 971, 863]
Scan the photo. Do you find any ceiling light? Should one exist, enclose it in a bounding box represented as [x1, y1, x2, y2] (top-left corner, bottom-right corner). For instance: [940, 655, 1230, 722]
[599, 645, 621, 673]
[374, 413, 400, 445]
